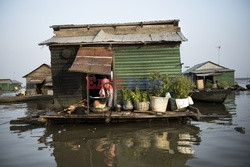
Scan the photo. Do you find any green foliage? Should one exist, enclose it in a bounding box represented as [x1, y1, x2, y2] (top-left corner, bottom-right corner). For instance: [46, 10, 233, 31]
[122, 88, 132, 101]
[220, 81, 228, 88]
[205, 80, 213, 89]
[169, 77, 195, 98]
[130, 87, 149, 102]
[147, 72, 171, 97]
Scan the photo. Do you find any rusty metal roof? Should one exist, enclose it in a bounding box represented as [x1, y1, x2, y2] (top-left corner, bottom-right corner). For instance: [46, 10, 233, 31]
[39, 30, 187, 45]
[69, 48, 113, 75]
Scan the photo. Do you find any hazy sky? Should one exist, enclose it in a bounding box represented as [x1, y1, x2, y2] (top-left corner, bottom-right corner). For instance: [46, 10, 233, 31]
[0, 0, 249, 85]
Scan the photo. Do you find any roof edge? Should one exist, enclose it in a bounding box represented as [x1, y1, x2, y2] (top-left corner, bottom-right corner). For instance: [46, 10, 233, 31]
[23, 63, 51, 78]
[50, 19, 180, 30]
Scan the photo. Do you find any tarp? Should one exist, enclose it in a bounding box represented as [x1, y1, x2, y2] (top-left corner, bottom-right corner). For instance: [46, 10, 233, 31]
[69, 48, 113, 75]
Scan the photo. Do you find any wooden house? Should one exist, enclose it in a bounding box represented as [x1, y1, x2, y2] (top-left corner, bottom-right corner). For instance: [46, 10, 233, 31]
[23, 64, 52, 95]
[0, 79, 13, 92]
[0, 79, 22, 92]
[11, 80, 22, 91]
[39, 20, 187, 111]
[183, 61, 235, 89]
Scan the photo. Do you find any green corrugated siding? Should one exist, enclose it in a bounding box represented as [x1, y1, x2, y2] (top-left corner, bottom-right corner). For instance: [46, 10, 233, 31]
[114, 45, 182, 104]
[214, 71, 235, 86]
[0, 83, 14, 91]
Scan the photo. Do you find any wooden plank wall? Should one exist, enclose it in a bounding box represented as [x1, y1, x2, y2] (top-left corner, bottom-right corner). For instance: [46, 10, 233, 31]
[49, 45, 86, 111]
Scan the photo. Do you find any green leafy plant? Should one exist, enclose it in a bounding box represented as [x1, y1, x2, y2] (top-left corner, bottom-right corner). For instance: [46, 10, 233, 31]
[130, 87, 149, 102]
[147, 72, 171, 97]
[170, 77, 195, 99]
[220, 81, 228, 88]
[205, 80, 213, 89]
[141, 91, 149, 102]
[122, 88, 132, 101]
[130, 87, 141, 102]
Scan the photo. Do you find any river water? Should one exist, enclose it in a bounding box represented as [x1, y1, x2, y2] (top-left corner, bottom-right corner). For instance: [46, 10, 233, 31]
[0, 80, 250, 167]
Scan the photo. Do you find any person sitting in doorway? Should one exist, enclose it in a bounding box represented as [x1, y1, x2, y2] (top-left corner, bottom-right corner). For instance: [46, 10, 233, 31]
[215, 80, 220, 89]
[99, 77, 113, 108]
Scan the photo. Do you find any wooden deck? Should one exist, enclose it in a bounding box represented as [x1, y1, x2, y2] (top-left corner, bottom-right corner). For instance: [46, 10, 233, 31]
[0, 95, 53, 103]
[38, 109, 200, 125]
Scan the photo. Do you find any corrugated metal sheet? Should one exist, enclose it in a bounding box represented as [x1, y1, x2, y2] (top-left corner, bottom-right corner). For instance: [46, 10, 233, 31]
[114, 46, 182, 104]
[214, 71, 235, 86]
[69, 48, 113, 75]
[39, 30, 187, 45]
[183, 61, 234, 74]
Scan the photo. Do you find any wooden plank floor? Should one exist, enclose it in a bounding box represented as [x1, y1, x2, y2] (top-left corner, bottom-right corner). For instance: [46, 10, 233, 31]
[38, 110, 200, 124]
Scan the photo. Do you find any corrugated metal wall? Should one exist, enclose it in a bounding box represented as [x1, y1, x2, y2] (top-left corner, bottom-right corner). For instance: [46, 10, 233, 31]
[114, 45, 182, 104]
[214, 71, 235, 86]
[50, 46, 87, 111]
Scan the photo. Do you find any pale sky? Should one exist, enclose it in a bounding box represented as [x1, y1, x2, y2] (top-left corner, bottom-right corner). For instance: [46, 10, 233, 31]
[0, 0, 249, 85]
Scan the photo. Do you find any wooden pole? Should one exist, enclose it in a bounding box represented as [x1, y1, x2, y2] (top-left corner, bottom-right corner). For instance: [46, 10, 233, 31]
[87, 74, 90, 114]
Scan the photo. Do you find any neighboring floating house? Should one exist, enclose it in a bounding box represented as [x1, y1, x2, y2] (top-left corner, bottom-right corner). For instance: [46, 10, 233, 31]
[23, 64, 53, 95]
[183, 61, 235, 89]
[0, 79, 22, 92]
[39, 20, 187, 110]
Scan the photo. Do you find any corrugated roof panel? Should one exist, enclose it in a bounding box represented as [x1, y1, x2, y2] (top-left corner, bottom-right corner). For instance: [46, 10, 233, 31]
[69, 48, 113, 75]
[122, 34, 152, 42]
[39, 31, 187, 45]
[151, 32, 183, 42]
[93, 30, 123, 42]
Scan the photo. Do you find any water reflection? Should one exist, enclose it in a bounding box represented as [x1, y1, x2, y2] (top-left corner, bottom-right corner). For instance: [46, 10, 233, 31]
[193, 91, 237, 126]
[36, 123, 201, 167]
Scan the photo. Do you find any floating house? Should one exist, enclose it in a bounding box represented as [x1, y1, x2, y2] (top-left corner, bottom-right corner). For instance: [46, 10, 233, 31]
[0, 79, 22, 92]
[183, 61, 235, 89]
[39, 20, 187, 111]
[23, 64, 53, 95]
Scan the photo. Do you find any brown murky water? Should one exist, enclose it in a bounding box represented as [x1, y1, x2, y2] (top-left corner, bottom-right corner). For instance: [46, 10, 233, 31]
[0, 81, 250, 167]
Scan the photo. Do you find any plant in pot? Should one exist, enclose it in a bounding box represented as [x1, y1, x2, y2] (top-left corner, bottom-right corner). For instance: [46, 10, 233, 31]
[220, 81, 229, 89]
[148, 72, 171, 112]
[122, 88, 133, 110]
[131, 87, 149, 111]
[169, 77, 195, 110]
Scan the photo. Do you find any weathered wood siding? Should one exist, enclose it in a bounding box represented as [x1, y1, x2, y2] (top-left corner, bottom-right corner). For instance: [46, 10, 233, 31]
[49, 46, 86, 111]
[54, 24, 180, 37]
[26, 65, 51, 95]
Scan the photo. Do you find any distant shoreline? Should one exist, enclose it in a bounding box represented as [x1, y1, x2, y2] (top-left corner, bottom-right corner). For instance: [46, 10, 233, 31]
[235, 78, 250, 80]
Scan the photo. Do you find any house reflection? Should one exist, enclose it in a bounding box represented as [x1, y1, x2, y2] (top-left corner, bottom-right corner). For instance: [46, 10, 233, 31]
[36, 123, 201, 167]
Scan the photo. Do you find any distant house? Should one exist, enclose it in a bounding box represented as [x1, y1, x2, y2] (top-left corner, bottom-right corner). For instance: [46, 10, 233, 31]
[11, 80, 22, 91]
[39, 19, 187, 110]
[183, 61, 235, 88]
[0, 79, 22, 92]
[23, 64, 53, 95]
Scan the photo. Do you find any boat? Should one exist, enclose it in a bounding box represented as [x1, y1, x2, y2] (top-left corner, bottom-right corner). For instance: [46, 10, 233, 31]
[191, 89, 230, 103]
[0, 94, 53, 103]
[246, 84, 250, 90]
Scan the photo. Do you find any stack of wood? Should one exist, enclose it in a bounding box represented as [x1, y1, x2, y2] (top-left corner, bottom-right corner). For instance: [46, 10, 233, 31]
[59, 100, 87, 114]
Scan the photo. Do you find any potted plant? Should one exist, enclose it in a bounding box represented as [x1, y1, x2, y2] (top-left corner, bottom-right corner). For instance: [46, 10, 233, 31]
[131, 87, 149, 111]
[148, 72, 171, 112]
[220, 81, 229, 89]
[122, 88, 133, 110]
[169, 77, 195, 110]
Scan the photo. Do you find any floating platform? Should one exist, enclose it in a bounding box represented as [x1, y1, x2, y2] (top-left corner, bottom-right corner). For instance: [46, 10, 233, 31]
[38, 108, 200, 125]
[0, 95, 53, 103]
